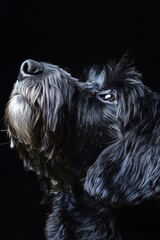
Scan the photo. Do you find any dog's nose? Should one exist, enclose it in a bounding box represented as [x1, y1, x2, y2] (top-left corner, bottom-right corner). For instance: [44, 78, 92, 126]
[18, 59, 43, 80]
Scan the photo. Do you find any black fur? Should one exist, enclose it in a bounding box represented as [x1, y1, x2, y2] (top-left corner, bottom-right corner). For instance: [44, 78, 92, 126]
[5, 56, 160, 239]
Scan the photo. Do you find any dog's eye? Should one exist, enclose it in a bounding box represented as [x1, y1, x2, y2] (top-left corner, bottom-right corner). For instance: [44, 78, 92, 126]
[98, 90, 117, 103]
[101, 93, 115, 101]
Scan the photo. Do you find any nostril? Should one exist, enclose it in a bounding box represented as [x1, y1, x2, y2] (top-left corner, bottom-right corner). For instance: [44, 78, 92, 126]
[19, 59, 43, 79]
[22, 61, 30, 74]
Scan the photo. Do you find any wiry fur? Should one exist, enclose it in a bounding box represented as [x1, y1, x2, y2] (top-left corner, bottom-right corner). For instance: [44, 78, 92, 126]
[5, 57, 160, 239]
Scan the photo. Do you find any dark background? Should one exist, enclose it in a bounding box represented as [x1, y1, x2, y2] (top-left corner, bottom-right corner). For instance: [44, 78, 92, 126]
[0, 1, 160, 239]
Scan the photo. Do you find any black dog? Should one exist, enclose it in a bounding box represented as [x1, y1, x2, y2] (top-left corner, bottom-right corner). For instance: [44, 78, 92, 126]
[5, 57, 160, 239]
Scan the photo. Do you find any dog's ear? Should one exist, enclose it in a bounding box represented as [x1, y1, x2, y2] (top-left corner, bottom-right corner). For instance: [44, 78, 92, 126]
[84, 139, 160, 206]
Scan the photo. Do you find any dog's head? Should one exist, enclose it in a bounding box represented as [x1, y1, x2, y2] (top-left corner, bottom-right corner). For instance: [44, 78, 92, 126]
[5, 57, 153, 185]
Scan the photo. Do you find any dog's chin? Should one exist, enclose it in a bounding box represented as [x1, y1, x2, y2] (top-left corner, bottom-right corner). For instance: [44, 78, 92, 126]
[6, 95, 34, 147]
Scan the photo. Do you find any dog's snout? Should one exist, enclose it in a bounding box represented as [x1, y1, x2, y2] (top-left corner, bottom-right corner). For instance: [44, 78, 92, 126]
[18, 59, 43, 80]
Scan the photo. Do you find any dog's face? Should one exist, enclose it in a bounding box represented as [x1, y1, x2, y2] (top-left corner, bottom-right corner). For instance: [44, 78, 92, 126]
[5, 57, 151, 184]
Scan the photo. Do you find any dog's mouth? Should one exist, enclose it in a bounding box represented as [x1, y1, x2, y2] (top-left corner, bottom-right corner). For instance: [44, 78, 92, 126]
[5, 81, 56, 151]
[5, 60, 76, 150]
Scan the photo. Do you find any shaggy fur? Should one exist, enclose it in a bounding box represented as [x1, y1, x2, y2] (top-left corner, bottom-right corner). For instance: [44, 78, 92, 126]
[5, 57, 160, 239]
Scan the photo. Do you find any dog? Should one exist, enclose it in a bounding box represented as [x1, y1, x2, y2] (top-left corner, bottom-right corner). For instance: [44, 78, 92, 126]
[4, 56, 160, 239]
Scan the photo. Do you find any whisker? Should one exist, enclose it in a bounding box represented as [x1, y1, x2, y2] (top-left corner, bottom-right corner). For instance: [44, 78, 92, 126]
[0, 141, 10, 146]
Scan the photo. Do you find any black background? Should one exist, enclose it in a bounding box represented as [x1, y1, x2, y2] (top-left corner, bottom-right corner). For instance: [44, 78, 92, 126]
[1, 1, 160, 239]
